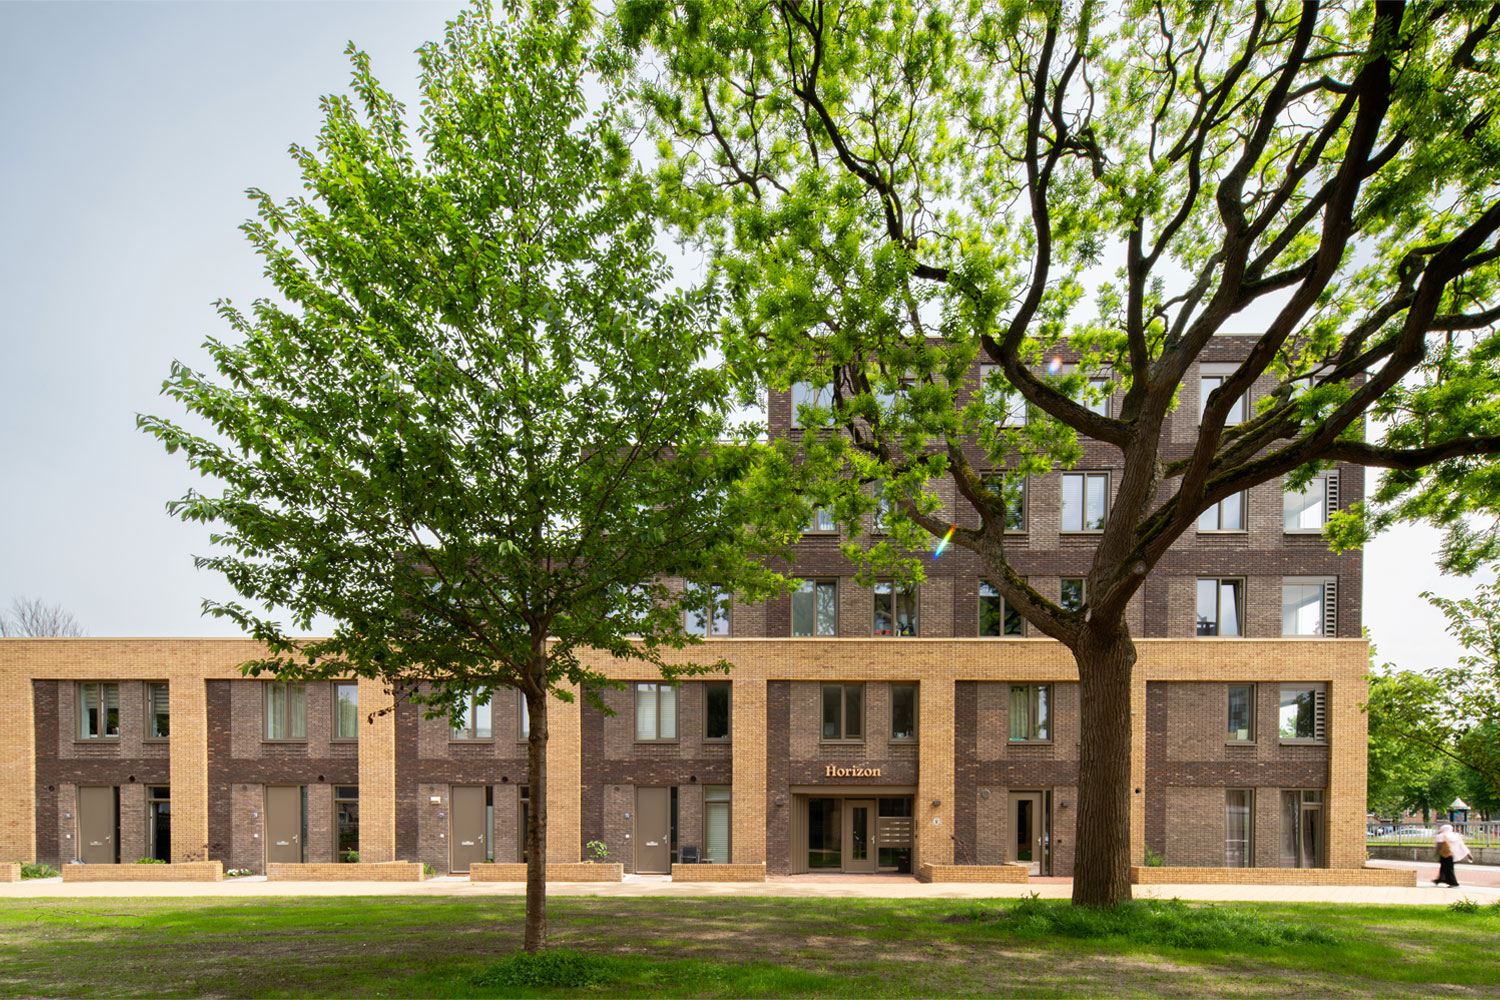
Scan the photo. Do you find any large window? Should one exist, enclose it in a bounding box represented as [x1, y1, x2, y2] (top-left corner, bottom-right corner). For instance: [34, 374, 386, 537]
[792, 580, 838, 636]
[790, 381, 831, 428]
[705, 682, 730, 741]
[1285, 472, 1336, 532]
[685, 585, 731, 637]
[822, 683, 864, 740]
[333, 682, 359, 740]
[1061, 472, 1109, 531]
[1227, 684, 1255, 742]
[636, 682, 678, 741]
[1198, 492, 1246, 531]
[335, 786, 359, 861]
[264, 682, 307, 740]
[1226, 789, 1254, 867]
[1200, 373, 1248, 423]
[1009, 684, 1051, 741]
[451, 692, 491, 740]
[1282, 578, 1336, 636]
[981, 474, 1027, 532]
[704, 785, 731, 864]
[146, 682, 170, 740]
[1278, 685, 1326, 741]
[1085, 376, 1111, 417]
[873, 581, 918, 636]
[1280, 789, 1324, 868]
[891, 683, 917, 740]
[1196, 578, 1244, 636]
[77, 682, 120, 740]
[980, 363, 1029, 426]
[1060, 578, 1086, 612]
[979, 581, 1024, 636]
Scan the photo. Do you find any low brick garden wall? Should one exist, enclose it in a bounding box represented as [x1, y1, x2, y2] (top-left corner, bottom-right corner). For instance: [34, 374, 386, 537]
[0, 863, 19, 883]
[1131, 866, 1418, 886]
[61, 862, 223, 882]
[670, 863, 766, 882]
[916, 864, 1030, 883]
[266, 862, 424, 882]
[468, 863, 623, 882]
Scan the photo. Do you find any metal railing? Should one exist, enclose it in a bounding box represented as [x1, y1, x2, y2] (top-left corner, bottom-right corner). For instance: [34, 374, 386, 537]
[1367, 820, 1500, 847]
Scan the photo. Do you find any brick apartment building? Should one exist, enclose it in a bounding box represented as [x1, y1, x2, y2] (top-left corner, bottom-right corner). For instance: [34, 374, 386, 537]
[0, 339, 1369, 878]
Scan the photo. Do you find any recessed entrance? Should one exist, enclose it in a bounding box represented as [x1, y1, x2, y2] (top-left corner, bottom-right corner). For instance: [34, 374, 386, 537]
[795, 794, 912, 873]
[1008, 790, 1051, 875]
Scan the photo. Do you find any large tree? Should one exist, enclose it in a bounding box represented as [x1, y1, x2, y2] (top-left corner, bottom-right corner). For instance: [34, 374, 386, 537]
[625, 1, 1500, 905]
[0, 597, 83, 637]
[141, 2, 779, 951]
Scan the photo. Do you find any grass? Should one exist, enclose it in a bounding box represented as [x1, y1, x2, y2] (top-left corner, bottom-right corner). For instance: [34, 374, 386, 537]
[0, 895, 1497, 997]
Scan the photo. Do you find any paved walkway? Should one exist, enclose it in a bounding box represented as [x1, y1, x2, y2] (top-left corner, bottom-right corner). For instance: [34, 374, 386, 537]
[3, 870, 1494, 905]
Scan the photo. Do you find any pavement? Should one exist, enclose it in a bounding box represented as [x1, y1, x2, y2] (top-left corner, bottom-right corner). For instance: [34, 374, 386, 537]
[3, 866, 1496, 905]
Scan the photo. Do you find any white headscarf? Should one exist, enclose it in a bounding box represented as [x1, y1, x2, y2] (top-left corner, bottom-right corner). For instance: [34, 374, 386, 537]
[1437, 824, 1472, 862]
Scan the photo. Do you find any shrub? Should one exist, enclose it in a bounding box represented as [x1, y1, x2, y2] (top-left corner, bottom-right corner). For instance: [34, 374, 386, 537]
[20, 863, 59, 879]
[342, 849, 360, 863]
[472, 950, 614, 990]
[585, 840, 610, 862]
[1450, 898, 1481, 914]
[134, 857, 167, 864]
[1143, 848, 1167, 867]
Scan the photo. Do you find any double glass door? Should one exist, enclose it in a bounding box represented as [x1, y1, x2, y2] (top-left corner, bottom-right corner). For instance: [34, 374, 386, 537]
[806, 797, 893, 873]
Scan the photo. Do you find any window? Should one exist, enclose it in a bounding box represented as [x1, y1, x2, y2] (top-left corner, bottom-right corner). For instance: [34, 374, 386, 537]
[1284, 472, 1338, 532]
[891, 683, 917, 740]
[518, 786, 531, 862]
[1280, 789, 1324, 867]
[1061, 472, 1108, 531]
[1060, 578, 1086, 612]
[1278, 685, 1326, 741]
[821, 683, 864, 740]
[981, 474, 1026, 532]
[792, 580, 838, 637]
[1197, 492, 1246, 531]
[1227, 684, 1256, 742]
[333, 682, 359, 740]
[1226, 789, 1254, 867]
[77, 682, 120, 740]
[264, 682, 307, 740]
[1196, 578, 1244, 636]
[636, 682, 678, 741]
[1282, 578, 1336, 636]
[705, 682, 730, 740]
[148, 786, 171, 862]
[873, 581, 918, 636]
[335, 786, 359, 861]
[704, 785, 731, 864]
[979, 581, 1024, 636]
[518, 691, 530, 740]
[1086, 377, 1111, 417]
[146, 682, 170, 740]
[981, 363, 1028, 425]
[791, 381, 831, 428]
[871, 480, 891, 533]
[451, 691, 491, 740]
[806, 508, 837, 533]
[685, 585, 731, 637]
[1200, 373, 1247, 424]
[1009, 684, 1051, 741]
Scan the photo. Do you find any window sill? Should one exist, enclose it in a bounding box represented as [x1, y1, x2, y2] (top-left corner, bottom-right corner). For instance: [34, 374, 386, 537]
[890, 737, 917, 744]
[1278, 739, 1327, 746]
[1007, 740, 1054, 746]
[1283, 528, 1327, 535]
[447, 739, 495, 745]
[261, 739, 309, 745]
[1225, 740, 1258, 746]
[329, 738, 359, 744]
[1197, 529, 1249, 534]
[142, 738, 170, 744]
[1059, 530, 1105, 536]
[703, 737, 731, 744]
[820, 739, 866, 746]
[634, 740, 682, 745]
[74, 737, 121, 744]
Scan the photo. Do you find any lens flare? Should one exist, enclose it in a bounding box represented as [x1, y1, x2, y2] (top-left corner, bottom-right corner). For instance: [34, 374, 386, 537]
[933, 524, 956, 559]
[1047, 356, 1063, 375]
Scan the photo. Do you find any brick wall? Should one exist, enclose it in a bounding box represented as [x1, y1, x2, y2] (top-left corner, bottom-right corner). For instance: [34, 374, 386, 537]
[266, 861, 422, 881]
[61, 861, 222, 882]
[671, 862, 765, 881]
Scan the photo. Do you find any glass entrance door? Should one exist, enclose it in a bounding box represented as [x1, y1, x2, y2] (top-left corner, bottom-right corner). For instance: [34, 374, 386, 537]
[807, 798, 841, 869]
[1009, 791, 1044, 875]
[843, 799, 876, 873]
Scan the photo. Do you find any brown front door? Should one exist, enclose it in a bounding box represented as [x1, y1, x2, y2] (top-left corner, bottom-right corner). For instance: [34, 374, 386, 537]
[843, 799, 876, 873]
[265, 786, 303, 863]
[1009, 791, 1044, 875]
[450, 786, 488, 873]
[77, 786, 116, 864]
[635, 787, 670, 873]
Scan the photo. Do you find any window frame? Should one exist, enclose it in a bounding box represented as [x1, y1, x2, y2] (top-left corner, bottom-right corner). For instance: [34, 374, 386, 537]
[890, 682, 918, 741]
[76, 681, 120, 741]
[1227, 683, 1256, 743]
[1060, 578, 1087, 613]
[1277, 685, 1327, 743]
[449, 691, 493, 742]
[634, 682, 679, 743]
[821, 682, 866, 742]
[263, 681, 308, 742]
[1199, 371, 1248, 425]
[790, 381, 831, 428]
[703, 784, 732, 864]
[517, 690, 531, 742]
[704, 681, 731, 741]
[1284, 471, 1336, 533]
[1195, 577, 1245, 637]
[1008, 683, 1052, 742]
[979, 580, 1025, 637]
[805, 507, 838, 534]
[980, 363, 1029, 426]
[1226, 788, 1255, 868]
[332, 681, 359, 742]
[1085, 376, 1112, 417]
[684, 585, 732, 638]
[1197, 491, 1248, 532]
[1281, 577, 1336, 637]
[791, 579, 839, 637]
[145, 681, 170, 742]
[873, 580, 919, 636]
[1060, 472, 1110, 532]
[980, 473, 1027, 533]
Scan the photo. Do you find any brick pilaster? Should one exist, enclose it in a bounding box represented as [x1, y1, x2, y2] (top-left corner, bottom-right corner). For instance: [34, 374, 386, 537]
[916, 677, 955, 866]
[546, 686, 581, 862]
[357, 677, 396, 862]
[733, 677, 766, 864]
[168, 675, 209, 862]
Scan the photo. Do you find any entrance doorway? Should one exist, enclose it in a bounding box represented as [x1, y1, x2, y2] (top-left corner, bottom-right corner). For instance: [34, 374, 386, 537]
[77, 786, 117, 864]
[844, 799, 876, 873]
[147, 786, 171, 861]
[635, 787, 672, 873]
[450, 786, 489, 873]
[1008, 790, 1050, 875]
[797, 795, 913, 873]
[264, 786, 304, 864]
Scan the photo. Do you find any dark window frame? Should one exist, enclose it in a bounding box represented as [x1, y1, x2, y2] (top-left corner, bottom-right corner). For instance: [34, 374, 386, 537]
[979, 580, 1025, 637]
[873, 580, 919, 636]
[704, 681, 731, 741]
[1060, 472, 1109, 532]
[263, 681, 308, 742]
[145, 681, 170, 742]
[890, 683, 918, 741]
[450, 691, 494, 742]
[1196, 577, 1245, 637]
[1227, 683, 1256, 743]
[821, 682, 866, 742]
[792, 579, 839, 637]
[332, 681, 359, 742]
[1008, 683, 1052, 742]
[76, 681, 120, 741]
[635, 682, 679, 743]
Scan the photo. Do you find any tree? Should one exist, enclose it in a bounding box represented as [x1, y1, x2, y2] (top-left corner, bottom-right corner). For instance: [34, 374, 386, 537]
[624, 2, 1500, 905]
[0, 597, 84, 637]
[140, 2, 779, 952]
[1367, 671, 1465, 822]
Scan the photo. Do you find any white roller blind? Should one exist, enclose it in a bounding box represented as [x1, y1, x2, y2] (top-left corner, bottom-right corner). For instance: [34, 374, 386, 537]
[705, 801, 729, 864]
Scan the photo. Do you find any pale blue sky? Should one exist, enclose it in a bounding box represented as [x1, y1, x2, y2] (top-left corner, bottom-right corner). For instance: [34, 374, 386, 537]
[0, 1, 1484, 670]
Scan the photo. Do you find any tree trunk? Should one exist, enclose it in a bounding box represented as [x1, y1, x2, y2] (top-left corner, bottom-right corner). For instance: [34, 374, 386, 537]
[523, 676, 548, 952]
[1070, 623, 1136, 908]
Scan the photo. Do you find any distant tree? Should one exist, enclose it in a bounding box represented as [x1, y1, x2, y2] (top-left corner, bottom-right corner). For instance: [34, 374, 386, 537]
[140, 2, 780, 953]
[0, 597, 84, 637]
[1367, 671, 1464, 822]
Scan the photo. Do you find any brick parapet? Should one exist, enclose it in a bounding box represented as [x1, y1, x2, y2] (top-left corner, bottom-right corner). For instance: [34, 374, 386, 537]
[468, 862, 623, 882]
[917, 863, 1029, 883]
[671, 862, 766, 882]
[1131, 866, 1415, 886]
[60, 861, 222, 882]
[266, 861, 422, 881]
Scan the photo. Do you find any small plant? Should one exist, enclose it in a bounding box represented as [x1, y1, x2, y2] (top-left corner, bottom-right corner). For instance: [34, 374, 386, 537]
[224, 868, 252, 878]
[134, 857, 167, 864]
[20, 862, 59, 879]
[422, 863, 436, 877]
[472, 949, 613, 989]
[585, 840, 610, 862]
[1143, 848, 1167, 867]
[1450, 898, 1481, 914]
[342, 849, 360, 863]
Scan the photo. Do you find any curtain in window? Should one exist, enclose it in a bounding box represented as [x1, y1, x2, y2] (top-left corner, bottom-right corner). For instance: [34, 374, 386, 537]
[267, 684, 286, 740]
[637, 685, 658, 740]
[659, 684, 677, 739]
[1009, 686, 1030, 740]
[287, 684, 307, 739]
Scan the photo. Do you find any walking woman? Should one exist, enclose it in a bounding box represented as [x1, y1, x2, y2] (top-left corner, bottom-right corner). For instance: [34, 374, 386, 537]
[1434, 824, 1472, 887]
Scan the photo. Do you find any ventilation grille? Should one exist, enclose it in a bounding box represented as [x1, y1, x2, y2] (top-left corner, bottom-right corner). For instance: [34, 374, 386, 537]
[1314, 689, 1328, 741]
[1323, 579, 1338, 638]
[1325, 471, 1340, 512]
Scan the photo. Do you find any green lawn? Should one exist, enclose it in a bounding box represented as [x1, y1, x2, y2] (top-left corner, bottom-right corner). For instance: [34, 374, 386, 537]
[0, 895, 1496, 998]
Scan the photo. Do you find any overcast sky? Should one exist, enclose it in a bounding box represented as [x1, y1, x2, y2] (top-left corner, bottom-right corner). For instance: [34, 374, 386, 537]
[0, 1, 1488, 670]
